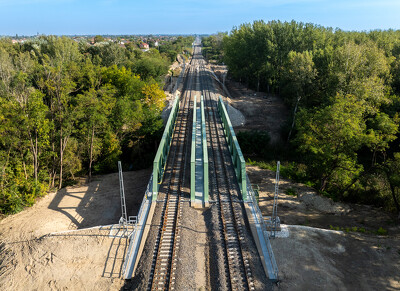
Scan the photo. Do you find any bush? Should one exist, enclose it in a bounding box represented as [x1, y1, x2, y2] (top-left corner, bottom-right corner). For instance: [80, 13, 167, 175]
[237, 130, 270, 158]
[280, 162, 309, 183]
[285, 187, 297, 196]
[376, 227, 388, 235]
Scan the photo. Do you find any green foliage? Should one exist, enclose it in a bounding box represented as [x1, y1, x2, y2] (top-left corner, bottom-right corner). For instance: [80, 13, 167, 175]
[246, 159, 312, 186]
[159, 36, 194, 62]
[285, 188, 297, 196]
[202, 33, 226, 63]
[94, 35, 105, 43]
[376, 227, 388, 235]
[0, 35, 173, 215]
[279, 162, 309, 184]
[281, 50, 317, 106]
[237, 130, 270, 158]
[329, 225, 387, 235]
[226, 21, 400, 214]
[133, 55, 169, 81]
[296, 93, 367, 192]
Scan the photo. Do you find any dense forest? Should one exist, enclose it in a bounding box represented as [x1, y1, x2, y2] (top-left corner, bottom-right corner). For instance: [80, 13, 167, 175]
[203, 21, 400, 218]
[0, 35, 194, 214]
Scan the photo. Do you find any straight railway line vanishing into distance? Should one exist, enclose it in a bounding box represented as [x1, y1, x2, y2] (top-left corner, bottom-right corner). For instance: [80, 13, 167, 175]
[135, 40, 269, 291]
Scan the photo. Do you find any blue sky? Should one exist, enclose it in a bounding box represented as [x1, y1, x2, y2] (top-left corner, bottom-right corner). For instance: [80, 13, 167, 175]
[1, 0, 400, 35]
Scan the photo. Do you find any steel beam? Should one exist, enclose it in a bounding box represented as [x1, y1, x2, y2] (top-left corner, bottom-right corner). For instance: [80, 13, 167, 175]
[217, 96, 247, 201]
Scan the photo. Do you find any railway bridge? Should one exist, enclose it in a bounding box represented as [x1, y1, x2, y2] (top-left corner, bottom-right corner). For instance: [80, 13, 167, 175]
[120, 39, 278, 291]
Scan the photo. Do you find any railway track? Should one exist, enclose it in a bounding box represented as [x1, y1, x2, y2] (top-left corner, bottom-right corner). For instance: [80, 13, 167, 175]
[200, 58, 255, 290]
[144, 43, 259, 290]
[147, 48, 200, 290]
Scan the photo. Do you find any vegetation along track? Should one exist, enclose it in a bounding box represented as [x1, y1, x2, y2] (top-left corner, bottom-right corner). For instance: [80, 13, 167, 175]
[200, 57, 256, 290]
[148, 53, 198, 290]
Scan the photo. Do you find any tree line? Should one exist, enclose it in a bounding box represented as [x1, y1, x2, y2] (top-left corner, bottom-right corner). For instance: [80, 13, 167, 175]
[0, 35, 194, 215]
[204, 21, 400, 218]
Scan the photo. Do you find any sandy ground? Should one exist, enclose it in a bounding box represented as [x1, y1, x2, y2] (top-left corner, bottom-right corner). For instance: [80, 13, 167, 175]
[247, 165, 400, 290]
[0, 169, 151, 291]
[210, 64, 288, 144]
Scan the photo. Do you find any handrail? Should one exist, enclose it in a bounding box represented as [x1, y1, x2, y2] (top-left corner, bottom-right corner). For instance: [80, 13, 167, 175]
[123, 173, 153, 278]
[216, 95, 278, 281]
[217, 96, 247, 200]
[246, 174, 279, 281]
[190, 96, 197, 202]
[201, 96, 209, 203]
[152, 96, 180, 200]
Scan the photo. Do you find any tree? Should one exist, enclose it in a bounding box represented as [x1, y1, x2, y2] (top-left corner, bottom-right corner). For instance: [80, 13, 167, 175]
[134, 55, 169, 81]
[282, 50, 317, 141]
[296, 94, 367, 192]
[332, 41, 391, 113]
[141, 83, 166, 112]
[381, 154, 400, 219]
[35, 37, 81, 189]
[25, 90, 51, 184]
[0, 35, 177, 214]
[77, 85, 116, 181]
[94, 35, 105, 43]
[365, 113, 399, 165]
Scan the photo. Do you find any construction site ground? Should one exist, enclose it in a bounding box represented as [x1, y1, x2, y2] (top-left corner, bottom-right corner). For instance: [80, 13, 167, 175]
[0, 63, 399, 290]
[0, 169, 151, 291]
[1, 166, 399, 290]
[248, 165, 400, 290]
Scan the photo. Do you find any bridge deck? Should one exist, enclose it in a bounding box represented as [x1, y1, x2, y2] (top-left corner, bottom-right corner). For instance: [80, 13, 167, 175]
[123, 39, 277, 290]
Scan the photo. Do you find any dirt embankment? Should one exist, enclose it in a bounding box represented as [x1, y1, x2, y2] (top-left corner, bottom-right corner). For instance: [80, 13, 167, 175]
[0, 169, 151, 291]
[248, 165, 400, 290]
[210, 64, 288, 144]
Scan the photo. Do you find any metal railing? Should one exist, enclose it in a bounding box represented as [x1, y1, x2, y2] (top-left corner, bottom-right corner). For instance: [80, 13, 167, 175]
[246, 174, 279, 281]
[217, 96, 247, 201]
[271, 161, 281, 238]
[118, 161, 128, 233]
[152, 96, 180, 200]
[201, 96, 209, 204]
[216, 95, 278, 281]
[190, 96, 197, 202]
[122, 174, 153, 279]
[172, 62, 186, 94]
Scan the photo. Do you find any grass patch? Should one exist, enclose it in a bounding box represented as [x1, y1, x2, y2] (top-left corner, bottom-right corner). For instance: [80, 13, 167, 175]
[247, 159, 316, 187]
[329, 225, 387, 235]
[285, 187, 297, 196]
[376, 227, 388, 235]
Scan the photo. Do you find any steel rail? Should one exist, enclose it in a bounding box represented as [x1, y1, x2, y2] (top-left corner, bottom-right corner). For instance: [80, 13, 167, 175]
[148, 47, 197, 291]
[200, 59, 255, 291]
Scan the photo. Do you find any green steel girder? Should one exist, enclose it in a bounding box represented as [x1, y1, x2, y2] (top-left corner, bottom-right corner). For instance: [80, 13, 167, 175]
[152, 97, 180, 201]
[217, 96, 247, 201]
[190, 96, 197, 202]
[201, 96, 209, 204]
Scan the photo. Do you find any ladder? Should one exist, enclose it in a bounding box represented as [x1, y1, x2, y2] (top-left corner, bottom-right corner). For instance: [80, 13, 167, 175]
[271, 161, 280, 237]
[118, 161, 128, 234]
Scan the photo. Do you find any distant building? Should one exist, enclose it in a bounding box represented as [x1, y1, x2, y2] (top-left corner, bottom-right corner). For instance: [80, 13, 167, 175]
[11, 39, 26, 44]
[140, 42, 149, 49]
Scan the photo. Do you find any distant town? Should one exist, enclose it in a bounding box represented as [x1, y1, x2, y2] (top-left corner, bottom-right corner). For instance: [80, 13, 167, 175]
[1, 34, 203, 51]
